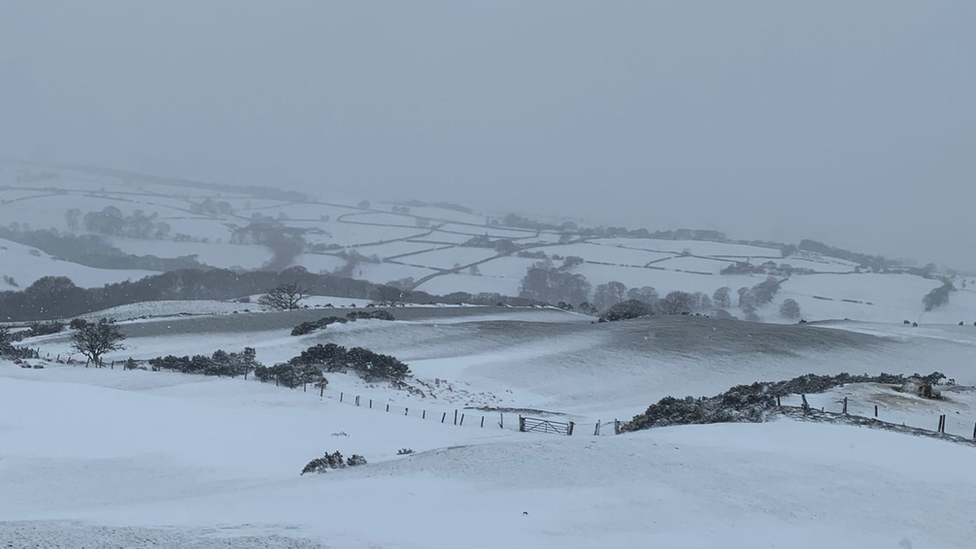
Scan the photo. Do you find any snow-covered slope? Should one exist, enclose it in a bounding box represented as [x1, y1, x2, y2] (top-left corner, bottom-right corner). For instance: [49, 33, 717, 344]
[2, 362, 974, 548]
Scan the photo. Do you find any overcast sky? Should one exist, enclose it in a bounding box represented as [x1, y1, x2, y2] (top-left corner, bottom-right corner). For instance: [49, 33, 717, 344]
[1, 1, 973, 268]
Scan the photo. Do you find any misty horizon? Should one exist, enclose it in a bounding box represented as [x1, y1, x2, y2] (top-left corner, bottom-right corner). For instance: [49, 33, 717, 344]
[1, 1, 973, 269]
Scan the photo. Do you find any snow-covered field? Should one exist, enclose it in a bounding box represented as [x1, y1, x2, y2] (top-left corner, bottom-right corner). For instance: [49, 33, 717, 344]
[3, 358, 976, 549]
[0, 237, 157, 291]
[2, 161, 972, 326]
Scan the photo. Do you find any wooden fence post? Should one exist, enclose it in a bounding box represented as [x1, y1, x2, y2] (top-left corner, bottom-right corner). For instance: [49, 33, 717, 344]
[500, 413, 504, 429]
[874, 405, 878, 418]
[422, 410, 426, 419]
[594, 420, 601, 436]
[519, 416, 526, 432]
[614, 419, 620, 435]
[481, 416, 485, 428]
[460, 414, 465, 425]
[441, 412, 446, 423]
[972, 422, 975, 440]
[800, 394, 808, 410]
[842, 397, 848, 414]
[320, 385, 324, 397]
[386, 404, 390, 413]
[355, 396, 360, 406]
[340, 392, 343, 403]
[776, 396, 781, 407]
[568, 422, 575, 436]
[454, 410, 458, 425]
[405, 407, 408, 416]
[369, 399, 372, 409]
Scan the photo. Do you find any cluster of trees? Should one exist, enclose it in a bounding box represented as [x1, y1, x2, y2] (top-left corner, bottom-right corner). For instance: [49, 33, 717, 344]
[923, 281, 955, 311]
[720, 262, 767, 275]
[0, 267, 539, 322]
[148, 348, 258, 378]
[301, 451, 367, 475]
[188, 198, 233, 216]
[518, 261, 591, 305]
[734, 277, 784, 321]
[798, 239, 891, 272]
[291, 310, 394, 336]
[230, 215, 306, 270]
[66, 206, 174, 240]
[0, 225, 205, 271]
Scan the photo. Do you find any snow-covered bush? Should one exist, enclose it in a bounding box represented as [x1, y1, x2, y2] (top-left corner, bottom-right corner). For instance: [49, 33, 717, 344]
[301, 451, 367, 475]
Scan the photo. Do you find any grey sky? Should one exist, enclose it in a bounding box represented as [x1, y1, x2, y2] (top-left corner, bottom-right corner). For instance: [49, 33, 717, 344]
[1, 1, 973, 268]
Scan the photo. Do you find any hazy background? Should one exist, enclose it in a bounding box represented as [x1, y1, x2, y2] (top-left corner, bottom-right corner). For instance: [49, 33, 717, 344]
[1, 1, 973, 269]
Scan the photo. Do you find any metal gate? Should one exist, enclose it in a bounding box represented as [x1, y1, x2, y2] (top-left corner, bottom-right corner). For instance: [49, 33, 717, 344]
[519, 415, 575, 435]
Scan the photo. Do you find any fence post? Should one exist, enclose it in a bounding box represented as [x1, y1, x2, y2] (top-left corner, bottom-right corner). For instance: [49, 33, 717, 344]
[454, 410, 458, 425]
[423, 410, 426, 419]
[874, 405, 878, 418]
[519, 415, 526, 432]
[441, 412, 446, 423]
[800, 394, 808, 410]
[405, 407, 408, 416]
[500, 413, 504, 429]
[355, 396, 360, 407]
[614, 419, 621, 435]
[568, 422, 575, 436]
[386, 404, 390, 413]
[369, 399, 372, 409]
[111, 360, 115, 370]
[320, 385, 324, 397]
[481, 416, 485, 428]
[460, 414, 465, 425]
[776, 396, 781, 407]
[340, 392, 343, 403]
[842, 397, 848, 415]
[303, 383, 307, 393]
[972, 422, 975, 440]
[594, 421, 601, 436]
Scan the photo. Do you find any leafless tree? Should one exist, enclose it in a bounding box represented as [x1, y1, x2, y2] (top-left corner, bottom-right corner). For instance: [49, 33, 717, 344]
[658, 291, 693, 315]
[259, 282, 309, 310]
[779, 298, 802, 319]
[70, 318, 125, 367]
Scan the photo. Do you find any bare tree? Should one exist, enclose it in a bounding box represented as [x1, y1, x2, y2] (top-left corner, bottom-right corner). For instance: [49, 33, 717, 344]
[372, 285, 406, 306]
[779, 298, 801, 319]
[712, 286, 732, 309]
[658, 291, 693, 315]
[70, 318, 125, 367]
[259, 282, 309, 310]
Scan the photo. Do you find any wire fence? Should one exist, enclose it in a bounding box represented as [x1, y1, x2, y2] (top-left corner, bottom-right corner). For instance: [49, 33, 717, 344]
[777, 393, 976, 441]
[310, 383, 621, 437]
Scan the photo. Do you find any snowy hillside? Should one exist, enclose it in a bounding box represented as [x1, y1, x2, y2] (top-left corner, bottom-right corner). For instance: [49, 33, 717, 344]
[2, 161, 972, 325]
[3, 345, 976, 548]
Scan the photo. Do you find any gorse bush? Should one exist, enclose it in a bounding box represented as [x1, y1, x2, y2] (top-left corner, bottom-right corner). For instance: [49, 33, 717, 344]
[290, 310, 395, 336]
[301, 451, 367, 475]
[287, 343, 410, 382]
[149, 347, 258, 378]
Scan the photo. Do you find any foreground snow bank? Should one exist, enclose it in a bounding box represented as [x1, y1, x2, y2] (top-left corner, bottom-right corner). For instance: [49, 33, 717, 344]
[3, 358, 976, 548]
